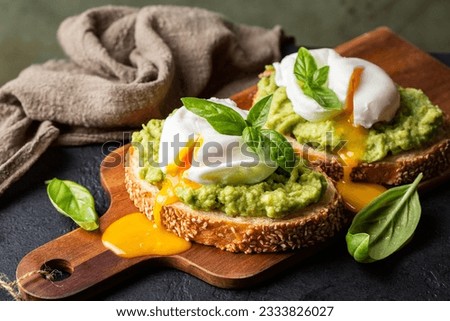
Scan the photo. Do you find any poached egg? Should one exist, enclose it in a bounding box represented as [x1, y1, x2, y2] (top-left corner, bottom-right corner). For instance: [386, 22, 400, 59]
[274, 48, 400, 128]
[103, 99, 278, 259]
[273, 48, 397, 212]
[158, 98, 276, 185]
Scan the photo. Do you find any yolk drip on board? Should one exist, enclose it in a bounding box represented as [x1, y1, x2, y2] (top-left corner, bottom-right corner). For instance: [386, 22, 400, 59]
[101, 212, 191, 258]
[334, 67, 387, 212]
[102, 141, 202, 258]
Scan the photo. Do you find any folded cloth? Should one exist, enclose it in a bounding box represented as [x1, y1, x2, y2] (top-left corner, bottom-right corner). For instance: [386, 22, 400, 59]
[0, 5, 284, 196]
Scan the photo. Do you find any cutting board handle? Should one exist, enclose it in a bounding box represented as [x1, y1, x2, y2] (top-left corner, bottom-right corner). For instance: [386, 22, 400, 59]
[15, 215, 154, 300]
[15, 146, 152, 300]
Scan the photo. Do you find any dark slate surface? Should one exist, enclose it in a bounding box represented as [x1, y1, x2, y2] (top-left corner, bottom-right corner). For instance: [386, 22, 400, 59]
[1, 54, 450, 301]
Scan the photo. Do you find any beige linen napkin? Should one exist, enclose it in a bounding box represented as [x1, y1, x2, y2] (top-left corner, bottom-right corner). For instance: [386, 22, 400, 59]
[0, 5, 284, 196]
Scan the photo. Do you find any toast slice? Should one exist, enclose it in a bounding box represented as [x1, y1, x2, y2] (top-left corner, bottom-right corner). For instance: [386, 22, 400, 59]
[125, 146, 348, 254]
[243, 81, 450, 186]
[288, 130, 450, 185]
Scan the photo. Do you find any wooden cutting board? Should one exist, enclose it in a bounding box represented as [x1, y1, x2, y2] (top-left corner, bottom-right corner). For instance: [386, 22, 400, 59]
[16, 27, 450, 300]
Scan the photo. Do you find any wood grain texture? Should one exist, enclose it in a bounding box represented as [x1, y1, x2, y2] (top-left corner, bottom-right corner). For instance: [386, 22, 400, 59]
[16, 27, 450, 300]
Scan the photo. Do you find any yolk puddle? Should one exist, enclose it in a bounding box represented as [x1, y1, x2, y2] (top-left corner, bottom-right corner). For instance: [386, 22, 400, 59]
[334, 67, 387, 212]
[101, 213, 191, 258]
[102, 140, 202, 258]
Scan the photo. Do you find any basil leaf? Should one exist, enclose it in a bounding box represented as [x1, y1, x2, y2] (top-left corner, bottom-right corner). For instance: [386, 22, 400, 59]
[242, 127, 274, 166]
[294, 47, 317, 83]
[260, 129, 296, 173]
[346, 173, 423, 263]
[346, 233, 371, 263]
[242, 126, 265, 154]
[303, 84, 342, 110]
[181, 97, 247, 136]
[46, 178, 99, 231]
[294, 47, 343, 110]
[312, 65, 329, 87]
[246, 94, 273, 128]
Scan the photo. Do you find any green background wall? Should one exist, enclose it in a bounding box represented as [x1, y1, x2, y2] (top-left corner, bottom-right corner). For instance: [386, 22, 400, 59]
[1, 0, 449, 85]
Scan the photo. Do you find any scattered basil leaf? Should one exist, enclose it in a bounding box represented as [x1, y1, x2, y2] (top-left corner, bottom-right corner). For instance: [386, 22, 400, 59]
[246, 94, 273, 128]
[346, 173, 423, 263]
[181, 97, 247, 136]
[294, 47, 343, 110]
[260, 129, 296, 173]
[46, 178, 99, 231]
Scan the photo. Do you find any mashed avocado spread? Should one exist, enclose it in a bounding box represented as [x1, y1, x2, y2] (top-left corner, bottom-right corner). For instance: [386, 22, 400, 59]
[256, 66, 444, 163]
[131, 120, 326, 218]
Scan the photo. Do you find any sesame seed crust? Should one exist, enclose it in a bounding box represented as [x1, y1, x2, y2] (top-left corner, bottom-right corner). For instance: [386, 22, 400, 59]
[289, 134, 450, 186]
[352, 137, 450, 185]
[125, 147, 349, 254]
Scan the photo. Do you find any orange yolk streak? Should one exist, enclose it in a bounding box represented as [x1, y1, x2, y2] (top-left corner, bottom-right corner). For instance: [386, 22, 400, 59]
[334, 67, 387, 212]
[153, 141, 201, 226]
[102, 142, 202, 258]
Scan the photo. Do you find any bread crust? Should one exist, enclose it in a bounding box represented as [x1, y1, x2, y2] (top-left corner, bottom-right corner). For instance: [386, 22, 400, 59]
[125, 147, 348, 254]
[351, 134, 450, 185]
[289, 132, 450, 186]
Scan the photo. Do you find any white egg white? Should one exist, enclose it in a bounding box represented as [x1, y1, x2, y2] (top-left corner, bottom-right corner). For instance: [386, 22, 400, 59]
[274, 48, 400, 128]
[158, 98, 276, 185]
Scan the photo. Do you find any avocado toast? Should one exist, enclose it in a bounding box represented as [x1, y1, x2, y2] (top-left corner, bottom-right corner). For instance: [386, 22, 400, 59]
[125, 97, 347, 253]
[255, 48, 450, 186]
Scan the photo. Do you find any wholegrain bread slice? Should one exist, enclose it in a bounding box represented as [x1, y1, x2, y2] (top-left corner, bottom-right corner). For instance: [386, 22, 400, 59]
[125, 146, 348, 254]
[254, 70, 450, 186]
[287, 127, 450, 186]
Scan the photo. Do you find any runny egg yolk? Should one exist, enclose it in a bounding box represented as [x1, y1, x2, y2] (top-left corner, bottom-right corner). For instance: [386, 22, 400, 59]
[102, 140, 203, 258]
[101, 213, 191, 258]
[153, 138, 202, 226]
[334, 67, 387, 212]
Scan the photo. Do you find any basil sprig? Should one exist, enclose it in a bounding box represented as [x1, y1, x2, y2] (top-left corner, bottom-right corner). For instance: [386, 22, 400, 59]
[346, 173, 423, 263]
[181, 95, 296, 173]
[46, 178, 99, 231]
[178, 98, 247, 136]
[294, 47, 342, 110]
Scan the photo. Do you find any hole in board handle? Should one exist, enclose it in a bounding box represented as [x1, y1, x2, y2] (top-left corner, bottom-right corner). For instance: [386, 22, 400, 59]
[40, 259, 73, 282]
